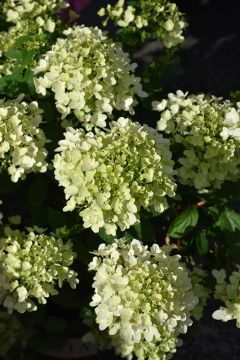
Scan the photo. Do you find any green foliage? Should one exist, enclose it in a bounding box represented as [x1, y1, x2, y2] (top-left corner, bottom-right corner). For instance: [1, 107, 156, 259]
[167, 207, 199, 238]
[215, 208, 240, 232]
[195, 232, 209, 255]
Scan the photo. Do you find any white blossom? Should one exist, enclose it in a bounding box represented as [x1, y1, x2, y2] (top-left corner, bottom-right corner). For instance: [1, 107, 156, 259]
[53, 118, 176, 235]
[34, 26, 147, 130]
[212, 268, 240, 327]
[153, 92, 240, 190]
[0, 227, 79, 313]
[98, 0, 186, 48]
[0, 96, 48, 182]
[88, 239, 199, 360]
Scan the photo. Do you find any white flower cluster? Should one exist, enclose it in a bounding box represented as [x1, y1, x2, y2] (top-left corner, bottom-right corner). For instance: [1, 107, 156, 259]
[153, 91, 240, 190]
[34, 26, 147, 130]
[89, 239, 198, 360]
[98, 0, 186, 48]
[0, 96, 48, 182]
[190, 267, 210, 321]
[2, 0, 67, 33]
[0, 227, 79, 313]
[212, 268, 240, 327]
[53, 118, 176, 236]
[0, 311, 26, 357]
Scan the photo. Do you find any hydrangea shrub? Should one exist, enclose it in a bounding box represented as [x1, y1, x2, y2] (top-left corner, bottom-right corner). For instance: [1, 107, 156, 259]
[0, 0, 240, 358]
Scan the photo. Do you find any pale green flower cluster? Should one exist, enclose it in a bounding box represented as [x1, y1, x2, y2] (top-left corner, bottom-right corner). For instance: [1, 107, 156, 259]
[2, 0, 67, 33]
[0, 311, 26, 357]
[190, 267, 210, 321]
[34, 26, 147, 130]
[212, 268, 240, 327]
[53, 118, 176, 236]
[153, 91, 240, 190]
[88, 239, 198, 360]
[98, 0, 186, 48]
[0, 227, 79, 313]
[0, 96, 48, 182]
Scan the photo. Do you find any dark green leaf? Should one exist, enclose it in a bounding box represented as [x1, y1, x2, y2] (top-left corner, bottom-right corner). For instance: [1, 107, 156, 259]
[98, 228, 115, 244]
[215, 208, 240, 232]
[47, 207, 67, 230]
[167, 207, 199, 238]
[27, 176, 48, 207]
[225, 230, 240, 262]
[196, 232, 209, 255]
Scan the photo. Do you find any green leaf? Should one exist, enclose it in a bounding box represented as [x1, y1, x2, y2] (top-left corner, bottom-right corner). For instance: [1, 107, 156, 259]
[98, 228, 115, 244]
[47, 207, 67, 230]
[225, 230, 240, 262]
[5, 49, 22, 60]
[196, 232, 209, 255]
[215, 208, 240, 232]
[167, 207, 199, 238]
[27, 176, 48, 208]
[24, 68, 35, 93]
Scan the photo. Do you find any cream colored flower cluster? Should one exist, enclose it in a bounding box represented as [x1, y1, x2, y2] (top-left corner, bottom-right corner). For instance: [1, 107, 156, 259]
[190, 267, 210, 321]
[98, 0, 186, 48]
[212, 268, 240, 327]
[153, 91, 240, 190]
[0, 96, 48, 182]
[53, 118, 176, 235]
[88, 239, 198, 360]
[0, 227, 79, 314]
[34, 26, 147, 130]
[2, 0, 67, 33]
[0, 311, 26, 357]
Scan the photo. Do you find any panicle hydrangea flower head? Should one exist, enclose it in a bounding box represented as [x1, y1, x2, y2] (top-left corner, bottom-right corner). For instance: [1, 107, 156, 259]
[0, 226, 79, 314]
[153, 91, 240, 191]
[189, 267, 210, 321]
[2, 0, 67, 32]
[88, 239, 198, 360]
[0, 96, 48, 182]
[0, 310, 27, 357]
[53, 118, 176, 236]
[98, 0, 186, 49]
[34, 26, 147, 130]
[212, 268, 240, 327]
